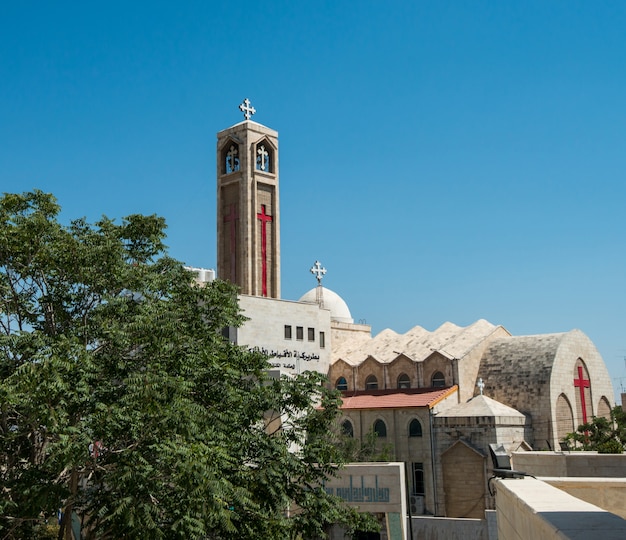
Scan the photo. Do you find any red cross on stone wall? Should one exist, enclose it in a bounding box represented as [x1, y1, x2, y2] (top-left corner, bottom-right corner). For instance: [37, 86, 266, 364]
[256, 204, 273, 297]
[223, 203, 238, 281]
[573, 365, 591, 424]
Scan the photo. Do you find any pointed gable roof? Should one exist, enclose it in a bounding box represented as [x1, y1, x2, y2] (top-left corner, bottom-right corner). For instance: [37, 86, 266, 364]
[437, 394, 525, 419]
[333, 319, 505, 367]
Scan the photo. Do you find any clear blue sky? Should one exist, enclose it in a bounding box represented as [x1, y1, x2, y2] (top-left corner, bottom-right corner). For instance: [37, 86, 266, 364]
[3, 1, 626, 396]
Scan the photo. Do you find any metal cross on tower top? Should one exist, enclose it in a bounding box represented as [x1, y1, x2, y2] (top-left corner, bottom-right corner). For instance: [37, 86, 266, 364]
[310, 261, 327, 285]
[477, 378, 485, 396]
[239, 98, 256, 120]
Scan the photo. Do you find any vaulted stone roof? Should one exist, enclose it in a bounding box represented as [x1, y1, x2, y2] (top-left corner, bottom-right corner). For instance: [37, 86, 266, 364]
[333, 319, 505, 366]
[477, 333, 565, 400]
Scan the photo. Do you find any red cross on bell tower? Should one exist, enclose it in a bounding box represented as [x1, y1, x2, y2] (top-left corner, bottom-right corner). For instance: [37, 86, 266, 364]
[216, 99, 281, 298]
[256, 205, 273, 297]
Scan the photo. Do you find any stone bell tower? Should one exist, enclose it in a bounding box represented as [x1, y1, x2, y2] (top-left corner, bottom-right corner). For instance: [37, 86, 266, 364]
[216, 99, 280, 298]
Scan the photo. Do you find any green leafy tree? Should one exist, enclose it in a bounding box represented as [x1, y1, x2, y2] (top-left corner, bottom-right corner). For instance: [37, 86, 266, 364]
[563, 406, 626, 454]
[0, 190, 376, 539]
[335, 428, 394, 463]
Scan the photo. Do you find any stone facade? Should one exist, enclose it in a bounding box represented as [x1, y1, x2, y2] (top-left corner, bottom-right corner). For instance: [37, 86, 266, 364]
[434, 395, 528, 517]
[338, 389, 459, 515]
[216, 119, 280, 298]
[440, 441, 486, 519]
[329, 320, 508, 394]
[327, 316, 616, 518]
[477, 330, 615, 450]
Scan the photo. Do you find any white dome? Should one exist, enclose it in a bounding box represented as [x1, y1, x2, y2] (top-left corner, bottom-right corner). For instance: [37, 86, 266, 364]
[299, 287, 353, 324]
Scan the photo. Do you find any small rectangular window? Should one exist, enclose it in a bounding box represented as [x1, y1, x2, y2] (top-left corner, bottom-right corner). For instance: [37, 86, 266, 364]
[307, 327, 315, 341]
[284, 325, 292, 339]
[319, 331, 325, 348]
[296, 326, 303, 340]
[221, 326, 237, 343]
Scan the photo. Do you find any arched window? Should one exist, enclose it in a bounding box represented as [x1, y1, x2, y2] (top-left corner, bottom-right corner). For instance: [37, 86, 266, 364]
[555, 393, 574, 442]
[256, 141, 272, 172]
[374, 419, 387, 438]
[341, 419, 354, 438]
[397, 373, 411, 389]
[597, 396, 612, 420]
[573, 360, 592, 425]
[365, 375, 378, 390]
[431, 371, 445, 388]
[409, 419, 422, 437]
[221, 141, 240, 174]
[336, 376, 348, 391]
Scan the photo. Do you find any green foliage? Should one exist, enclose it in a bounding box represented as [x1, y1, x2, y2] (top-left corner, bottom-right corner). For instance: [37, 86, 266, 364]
[334, 428, 394, 463]
[563, 406, 626, 453]
[0, 191, 375, 539]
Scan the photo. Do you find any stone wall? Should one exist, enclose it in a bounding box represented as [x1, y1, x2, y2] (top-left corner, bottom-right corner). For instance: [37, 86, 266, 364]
[456, 326, 510, 403]
[433, 410, 527, 517]
[440, 441, 487, 518]
[478, 330, 615, 450]
[328, 353, 455, 392]
[549, 330, 615, 437]
[339, 408, 436, 513]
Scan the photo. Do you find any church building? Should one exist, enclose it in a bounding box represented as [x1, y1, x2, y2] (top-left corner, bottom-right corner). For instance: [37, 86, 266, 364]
[201, 101, 616, 520]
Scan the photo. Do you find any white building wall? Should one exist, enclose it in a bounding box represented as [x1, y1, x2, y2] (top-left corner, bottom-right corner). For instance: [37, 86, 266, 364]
[237, 294, 332, 376]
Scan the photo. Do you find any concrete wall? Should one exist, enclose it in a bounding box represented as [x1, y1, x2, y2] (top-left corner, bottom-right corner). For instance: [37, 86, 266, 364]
[494, 477, 626, 540]
[408, 516, 488, 540]
[512, 451, 626, 478]
[324, 462, 407, 540]
[542, 477, 626, 519]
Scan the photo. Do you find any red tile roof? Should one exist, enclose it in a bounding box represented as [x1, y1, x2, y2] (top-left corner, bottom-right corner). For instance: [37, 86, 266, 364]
[339, 386, 458, 410]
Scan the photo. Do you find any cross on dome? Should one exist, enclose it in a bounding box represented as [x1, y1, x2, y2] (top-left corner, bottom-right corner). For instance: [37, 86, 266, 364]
[310, 261, 327, 285]
[239, 98, 256, 120]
